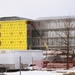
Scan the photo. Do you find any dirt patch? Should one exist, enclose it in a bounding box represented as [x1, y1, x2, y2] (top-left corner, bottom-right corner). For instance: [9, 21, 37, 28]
[63, 72, 75, 75]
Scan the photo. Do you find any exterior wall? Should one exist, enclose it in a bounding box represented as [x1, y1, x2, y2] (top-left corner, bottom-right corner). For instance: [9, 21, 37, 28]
[0, 50, 43, 69]
[0, 20, 27, 50]
[32, 17, 75, 50]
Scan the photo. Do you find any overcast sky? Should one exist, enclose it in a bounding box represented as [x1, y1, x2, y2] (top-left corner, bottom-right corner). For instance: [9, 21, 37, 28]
[0, 0, 75, 19]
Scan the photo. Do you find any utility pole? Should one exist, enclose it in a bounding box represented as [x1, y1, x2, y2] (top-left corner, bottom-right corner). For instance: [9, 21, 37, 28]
[20, 56, 21, 75]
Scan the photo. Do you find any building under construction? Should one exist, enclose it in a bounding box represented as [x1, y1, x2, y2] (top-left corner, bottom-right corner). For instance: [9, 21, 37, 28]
[0, 16, 75, 51]
[31, 16, 75, 51]
[0, 16, 32, 50]
[0, 16, 75, 70]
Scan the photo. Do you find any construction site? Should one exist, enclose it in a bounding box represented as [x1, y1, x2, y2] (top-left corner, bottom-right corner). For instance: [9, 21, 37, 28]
[0, 16, 75, 71]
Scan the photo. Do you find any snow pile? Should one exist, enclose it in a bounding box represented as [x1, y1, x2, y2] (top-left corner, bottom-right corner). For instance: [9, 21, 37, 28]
[55, 69, 75, 73]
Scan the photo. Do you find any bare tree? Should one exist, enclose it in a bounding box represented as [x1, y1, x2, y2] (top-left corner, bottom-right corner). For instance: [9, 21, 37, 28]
[65, 18, 71, 69]
[55, 18, 73, 69]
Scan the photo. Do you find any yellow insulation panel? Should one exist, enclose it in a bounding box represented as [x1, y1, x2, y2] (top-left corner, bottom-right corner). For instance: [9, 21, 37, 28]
[0, 20, 27, 50]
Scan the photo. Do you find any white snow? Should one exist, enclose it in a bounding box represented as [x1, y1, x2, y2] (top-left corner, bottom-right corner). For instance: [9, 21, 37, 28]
[4, 71, 62, 75]
[2, 67, 75, 75]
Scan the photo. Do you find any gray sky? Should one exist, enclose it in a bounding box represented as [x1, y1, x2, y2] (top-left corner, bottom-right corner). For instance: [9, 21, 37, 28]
[0, 0, 75, 19]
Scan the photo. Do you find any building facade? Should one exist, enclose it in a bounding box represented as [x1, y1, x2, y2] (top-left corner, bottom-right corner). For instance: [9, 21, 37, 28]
[31, 16, 75, 51]
[0, 17, 32, 50]
[0, 16, 75, 51]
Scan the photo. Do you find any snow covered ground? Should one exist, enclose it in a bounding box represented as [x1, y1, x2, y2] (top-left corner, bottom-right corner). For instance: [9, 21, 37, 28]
[2, 67, 75, 75]
[3, 71, 62, 75]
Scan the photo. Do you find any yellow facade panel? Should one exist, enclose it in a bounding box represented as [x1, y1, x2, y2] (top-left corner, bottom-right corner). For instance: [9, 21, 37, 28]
[0, 20, 27, 50]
